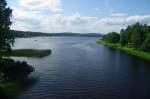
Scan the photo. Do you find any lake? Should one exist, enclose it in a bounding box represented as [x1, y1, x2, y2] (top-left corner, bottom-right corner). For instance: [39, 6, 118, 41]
[13, 37, 150, 99]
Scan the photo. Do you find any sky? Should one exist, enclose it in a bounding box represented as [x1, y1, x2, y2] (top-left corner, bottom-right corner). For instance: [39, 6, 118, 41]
[7, 0, 150, 34]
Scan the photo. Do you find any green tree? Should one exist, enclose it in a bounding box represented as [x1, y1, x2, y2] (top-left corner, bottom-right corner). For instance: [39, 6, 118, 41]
[0, 0, 14, 51]
[142, 24, 150, 41]
[130, 23, 143, 49]
[120, 29, 128, 46]
[102, 23, 150, 51]
[120, 23, 150, 48]
[141, 33, 150, 52]
[103, 32, 120, 44]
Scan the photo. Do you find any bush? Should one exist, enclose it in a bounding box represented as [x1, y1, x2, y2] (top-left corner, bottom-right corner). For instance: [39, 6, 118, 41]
[0, 58, 34, 81]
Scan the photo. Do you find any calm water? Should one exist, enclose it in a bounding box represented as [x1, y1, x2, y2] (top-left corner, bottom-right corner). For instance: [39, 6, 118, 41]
[13, 37, 150, 99]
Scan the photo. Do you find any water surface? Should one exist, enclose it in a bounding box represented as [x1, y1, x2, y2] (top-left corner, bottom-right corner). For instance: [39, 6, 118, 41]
[13, 37, 150, 99]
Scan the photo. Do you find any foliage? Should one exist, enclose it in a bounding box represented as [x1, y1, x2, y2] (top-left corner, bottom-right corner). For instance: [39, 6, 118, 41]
[102, 32, 120, 44]
[11, 30, 103, 37]
[0, 0, 14, 50]
[120, 27, 132, 46]
[141, 33, 150, 52]
[130, 23, 145, 48]
[102, 23, 150, 52]
[120, 23, 150, 50]
[0, 58, 34, 81]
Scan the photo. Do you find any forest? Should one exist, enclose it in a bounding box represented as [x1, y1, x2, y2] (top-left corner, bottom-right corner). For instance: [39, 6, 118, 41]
[11, 30, 103, 38]
[102, 23, 150, 52]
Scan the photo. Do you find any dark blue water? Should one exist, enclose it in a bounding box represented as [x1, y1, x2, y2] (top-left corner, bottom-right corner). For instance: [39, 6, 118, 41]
[13, 37, 150, 99]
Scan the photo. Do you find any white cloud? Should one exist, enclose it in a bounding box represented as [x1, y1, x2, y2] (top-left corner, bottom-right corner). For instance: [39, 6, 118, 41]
[42, 13, 98, 33]
[19, 0, 62, 12]
[10, 1, 150, 34]
[11, 9, 150, 34]
[101, 15, 150, 26]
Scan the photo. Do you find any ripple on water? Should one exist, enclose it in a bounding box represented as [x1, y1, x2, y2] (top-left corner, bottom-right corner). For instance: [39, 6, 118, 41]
[15, 37, 150, 99]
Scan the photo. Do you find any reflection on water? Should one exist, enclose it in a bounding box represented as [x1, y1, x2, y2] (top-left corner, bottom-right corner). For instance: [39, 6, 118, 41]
[13, 37, 150, 99]
[0, 77, 37, 99]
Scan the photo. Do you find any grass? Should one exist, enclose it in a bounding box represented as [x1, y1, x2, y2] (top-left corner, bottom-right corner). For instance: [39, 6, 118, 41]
[0, 49, 51, 58]
[97, 40, 150, 61]
[0, 78, 37, 98]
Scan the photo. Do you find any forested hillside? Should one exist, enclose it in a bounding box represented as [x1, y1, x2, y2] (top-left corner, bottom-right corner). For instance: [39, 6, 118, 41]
[11, 30, 104, 38]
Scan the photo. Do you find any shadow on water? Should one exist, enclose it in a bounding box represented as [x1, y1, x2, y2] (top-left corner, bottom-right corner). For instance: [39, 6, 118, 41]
[106, 47, 150, 98]
[0, 77, 38, 99]
[128, 58, 150, 99]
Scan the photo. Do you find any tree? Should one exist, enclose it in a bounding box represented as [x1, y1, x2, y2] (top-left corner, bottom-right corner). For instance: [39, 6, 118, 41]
[103, 23, 150, 51]
[0, 0, 14, 52]
[141, 33, 150, 52]
[120, 29, 127, 46]
[120, 23, 150, 49]
[130, 23, 143, 49]
[103, 32, 120, 44]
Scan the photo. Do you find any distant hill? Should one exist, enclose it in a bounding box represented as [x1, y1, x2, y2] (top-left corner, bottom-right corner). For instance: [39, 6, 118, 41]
[11, 30, 104, 38]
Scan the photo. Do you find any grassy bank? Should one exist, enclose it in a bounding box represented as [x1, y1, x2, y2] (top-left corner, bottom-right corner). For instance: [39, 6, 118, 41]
[0, 78, 37, 98]
[0, 49, 51, 58]
[97, 40, 150, 61]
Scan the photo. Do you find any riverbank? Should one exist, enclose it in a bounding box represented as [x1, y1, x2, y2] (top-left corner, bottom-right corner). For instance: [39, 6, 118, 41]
[0, 49, 51, 58]
[97, 40, 150, 61]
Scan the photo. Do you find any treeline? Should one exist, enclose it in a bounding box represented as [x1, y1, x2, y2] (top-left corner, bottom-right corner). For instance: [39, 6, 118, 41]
[11, 30, 103, 38]
[102, 23, 150, 52]
[11, 30, 50, 38]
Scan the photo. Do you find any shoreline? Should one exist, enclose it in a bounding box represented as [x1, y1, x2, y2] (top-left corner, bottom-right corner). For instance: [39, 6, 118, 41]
[97, 40, 150, 61]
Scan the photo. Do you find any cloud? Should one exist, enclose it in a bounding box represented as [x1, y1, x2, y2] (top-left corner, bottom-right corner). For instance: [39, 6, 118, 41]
[10, 1, 150, 34]
[11, 9, 150, 34]
[127, 15, 150, 24]
[101, 15, 150, 26]
[29, 13, 98, 33]
[19, 0, 62, 12]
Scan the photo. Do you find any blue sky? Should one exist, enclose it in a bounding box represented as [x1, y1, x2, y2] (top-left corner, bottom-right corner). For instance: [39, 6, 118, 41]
[7, 0, 150, 33]
[62, 0, 150, 16]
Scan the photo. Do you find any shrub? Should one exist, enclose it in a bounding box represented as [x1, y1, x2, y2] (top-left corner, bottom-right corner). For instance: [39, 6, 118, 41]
[0, 58, 34, 81]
